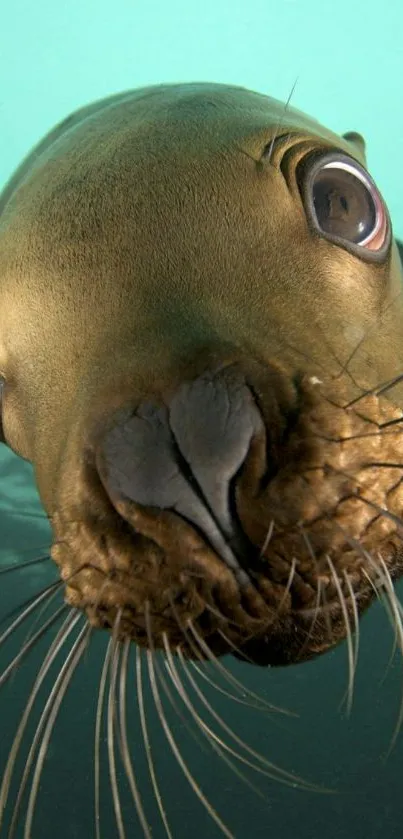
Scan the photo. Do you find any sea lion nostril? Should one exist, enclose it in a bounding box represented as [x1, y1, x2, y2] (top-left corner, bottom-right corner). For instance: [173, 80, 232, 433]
[96, 367, 266, 581]
[168, 368, 265, 533]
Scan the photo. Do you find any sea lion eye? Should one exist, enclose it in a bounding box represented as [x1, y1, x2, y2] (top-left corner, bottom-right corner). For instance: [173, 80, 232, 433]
[299, 151, 390, 260]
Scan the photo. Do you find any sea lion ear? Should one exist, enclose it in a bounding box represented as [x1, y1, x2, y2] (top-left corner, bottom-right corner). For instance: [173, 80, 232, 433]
[342, 131, 367, 164]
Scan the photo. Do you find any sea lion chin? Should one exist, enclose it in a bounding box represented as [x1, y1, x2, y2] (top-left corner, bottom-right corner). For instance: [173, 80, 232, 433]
[1, 82, 403, 668]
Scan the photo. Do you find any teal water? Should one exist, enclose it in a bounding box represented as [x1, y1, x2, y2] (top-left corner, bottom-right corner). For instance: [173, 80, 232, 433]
[1, 1, 403, 837]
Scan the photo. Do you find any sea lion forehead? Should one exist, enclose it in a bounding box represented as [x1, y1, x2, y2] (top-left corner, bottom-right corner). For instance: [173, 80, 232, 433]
[59, 82, 362, 162]
[133, 82, 337, 138]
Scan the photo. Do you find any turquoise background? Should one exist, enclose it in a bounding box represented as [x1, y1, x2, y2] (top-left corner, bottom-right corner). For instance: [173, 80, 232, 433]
[1, 0, 402, 237]
[1, 1, 403, 837]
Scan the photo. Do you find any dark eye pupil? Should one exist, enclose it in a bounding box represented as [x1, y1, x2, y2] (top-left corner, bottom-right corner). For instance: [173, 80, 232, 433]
[312, 168, 376, 244]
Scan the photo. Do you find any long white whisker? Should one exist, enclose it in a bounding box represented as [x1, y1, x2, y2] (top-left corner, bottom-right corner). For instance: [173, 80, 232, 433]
[343, 570, 360, 691]
[369, 555, 403, 753]
[136, 646, 173, 839]
[0, 554, 52, 575]
[326, 555, 356, 716]
[23, 623, 90, 839]
[118, 640, 151, 838]
[0, 609, 82, 835]
[20, 579, 67, 656]
[107, 611, 126, 839]
[146, 645, 235, 839]
[163, 635, 271, 805]
[0, 583, 62, 650]
[172, 641, 324, 792]
[167, 592, 291, 715]
[144, 606, 235, 839]
[265, 77, 298, 165]
[187, 621, 295, 717]
[189, 659, 274, 712]
[95, 637, 113, 839]
[259, 519, 275, 557]
[0, 603, 68, 688]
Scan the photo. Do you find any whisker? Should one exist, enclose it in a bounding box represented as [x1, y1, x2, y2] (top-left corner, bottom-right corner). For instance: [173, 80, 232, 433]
[342, 570, 360, 694]
[95, 636, 113, 839]
[300, 466, 403, 572]
[367, 555, 403, 754]
[359, 564, 398, 676]
[364, 552, 403, 657]
[326, 555, 356, 716]
[136, 645, 173, 839]
[276, 556, 297, 611]
[23, 623, 90, 839]
[361, 562, 403, 684]
[198, 599, 248, 635]
[361, 567, 382, 603]
[20, 579, 68, 659]
[0, 559, 99, 635]
[259, 519, 275, 557]
[215, 627, 265, 666]
[0, 553, 51, 575]
[341, 291, 403, 386]
[118, 640, 152, 839]
[166, 591, 290, 714]
[265, 77, 298, 165]
[107, 611, 126, 839]
[0, 581, 63, 647]
[145, 606, 235, 839]
[350, 493, 403, 537]
[315, 427, 403, 442]
[163, 636, 272, 806]
[189, 659, 275, 712]
[344, 371, 403, 409]
[0, 510, 49, 520]
[142, 603, 211, 755]
[147, 650, 235, 838]
[172, 639, 324, 792]
[300, 496, 368, 672]
[169, 608, 253, 699]
[187, 621, 295, 717]
[378, 416, 403, 430]
[295, 525, 327, 662]
[295, 578, 324, 662]
[0, 608, 83, 835]
[0, 603, 68, 688]
[319, 580, 337, 649]
[160, 657, 214, 755]
[350, 460, 403, 470]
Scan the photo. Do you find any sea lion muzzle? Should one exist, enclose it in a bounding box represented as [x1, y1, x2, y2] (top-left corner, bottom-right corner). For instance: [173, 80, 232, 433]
[1, 83, 403, 669]
[50, 355, 403, 668]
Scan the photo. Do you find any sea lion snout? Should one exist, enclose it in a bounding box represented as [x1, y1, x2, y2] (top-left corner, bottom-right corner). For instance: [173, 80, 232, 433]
[96, 367, 268, 585]
[57, 356, 401, 668]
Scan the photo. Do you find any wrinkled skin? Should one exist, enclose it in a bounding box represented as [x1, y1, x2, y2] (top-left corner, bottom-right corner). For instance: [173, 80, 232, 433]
[1, 83, 403, 666]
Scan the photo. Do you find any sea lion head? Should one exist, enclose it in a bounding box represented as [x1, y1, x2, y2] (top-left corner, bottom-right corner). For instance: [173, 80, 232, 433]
[1, 83, 403, 667]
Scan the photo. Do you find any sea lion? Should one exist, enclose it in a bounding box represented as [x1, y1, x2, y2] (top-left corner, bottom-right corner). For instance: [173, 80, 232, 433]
[1, 81, 403, 664]
[1, 82, 403, 833]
